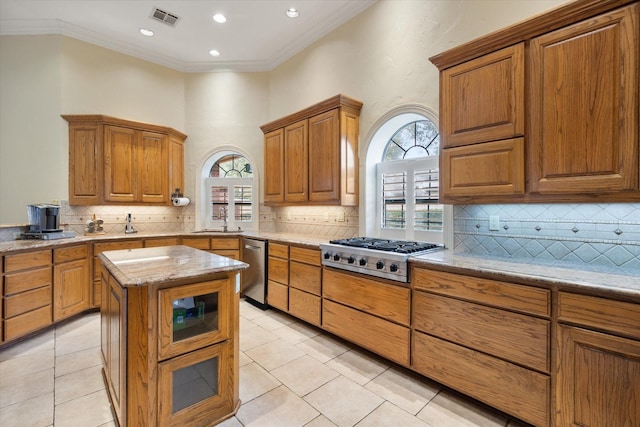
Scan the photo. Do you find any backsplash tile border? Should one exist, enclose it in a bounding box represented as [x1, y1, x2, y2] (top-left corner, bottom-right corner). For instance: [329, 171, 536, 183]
[454, 203, 640, 271]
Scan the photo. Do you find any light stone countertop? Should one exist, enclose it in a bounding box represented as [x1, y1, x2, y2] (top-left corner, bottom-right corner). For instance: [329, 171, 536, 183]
[98, 245, 248, 287]
[411, 250, 640, 301]
[2, 230, 638, 301]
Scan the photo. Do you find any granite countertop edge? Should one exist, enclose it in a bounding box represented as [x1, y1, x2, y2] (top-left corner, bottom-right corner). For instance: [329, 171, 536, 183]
[2, 231, 638, 299]
[98, 245, 248, 287]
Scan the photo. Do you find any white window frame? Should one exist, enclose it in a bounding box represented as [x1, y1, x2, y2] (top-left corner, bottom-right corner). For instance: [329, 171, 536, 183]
[197, 148, 259, 232]
[376, 156, 443, 243]
[204, 177, 255, 231]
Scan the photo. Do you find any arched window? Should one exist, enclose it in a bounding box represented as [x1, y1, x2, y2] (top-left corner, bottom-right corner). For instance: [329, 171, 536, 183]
[375, 117, 445, 243]
[203, 152, 256, 231]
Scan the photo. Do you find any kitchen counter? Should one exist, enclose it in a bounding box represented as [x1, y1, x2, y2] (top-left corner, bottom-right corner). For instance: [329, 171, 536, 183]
[411, 250, 640, 301]
[98, 245, 248, 287]
[1, 229, 637, 300]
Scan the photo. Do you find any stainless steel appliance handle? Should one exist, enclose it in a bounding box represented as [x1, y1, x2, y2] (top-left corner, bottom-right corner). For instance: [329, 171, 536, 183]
[244, 244, 262, 251]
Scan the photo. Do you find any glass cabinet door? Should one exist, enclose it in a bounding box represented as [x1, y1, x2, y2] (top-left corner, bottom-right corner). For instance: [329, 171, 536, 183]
[159, 279, 230, 360]
[158, 341, 232, 427]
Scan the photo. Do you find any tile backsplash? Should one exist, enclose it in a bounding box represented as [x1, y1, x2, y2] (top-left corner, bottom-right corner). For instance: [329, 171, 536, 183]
[60, 201, 195, 235]
[259, 205, 359, 239]
[454, 203, 640, 270]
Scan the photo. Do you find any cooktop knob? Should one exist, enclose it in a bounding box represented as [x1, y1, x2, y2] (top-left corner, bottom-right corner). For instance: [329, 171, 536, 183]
[333, 254, 341, 261]
[376, 260, 384, 270]
[390, 263, 399, 272]
[323, 252, 331, 260]
[359, 258, 367, 266]
[347, 256, 356, 264]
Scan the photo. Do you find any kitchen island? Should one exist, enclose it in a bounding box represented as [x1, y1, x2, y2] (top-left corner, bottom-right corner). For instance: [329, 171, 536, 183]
[98, 245, 247, 427]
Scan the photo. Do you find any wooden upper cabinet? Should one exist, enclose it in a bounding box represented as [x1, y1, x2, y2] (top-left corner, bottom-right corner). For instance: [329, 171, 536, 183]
[168, 134, 185, 200]
[63, 115, 186, 205]
[441, 43, 524, 148]
[67, 122, 102, 205]
[260, 95, 363, 206]
[431, 0, 640, 203]
[138, 131, 168, 203]
[529, 4, 639, 194]
[264, 128, 284, 204]
[284, 120, 308, 202]
[105, 125, 137, 203]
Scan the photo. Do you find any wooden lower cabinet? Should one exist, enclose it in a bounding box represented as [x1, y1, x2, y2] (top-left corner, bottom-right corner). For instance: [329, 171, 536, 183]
[323, 299, 410, 365]
[411, 267, 550, 426]
[289, 288, 321, 326]
[267, 280, 288, 312]
[101, 262, 240, 427]
[211, 237, 240, 260]
[53, 245, 90, 321]
[413, 331, 549, 426]
[3, 250, 52, 342]
[267, 242, 289, 311]
[322, 268, 410, 365]
[556, 292, 640, 427]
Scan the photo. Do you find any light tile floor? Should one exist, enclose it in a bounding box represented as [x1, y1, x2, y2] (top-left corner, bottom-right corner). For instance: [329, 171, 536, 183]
[1, 299, 532, 427]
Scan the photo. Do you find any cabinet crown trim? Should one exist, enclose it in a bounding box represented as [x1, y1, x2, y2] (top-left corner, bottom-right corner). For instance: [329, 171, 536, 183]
[61, 114, 187, 140]
[260, 94, 363, 133]
[429, 0, 635, 70]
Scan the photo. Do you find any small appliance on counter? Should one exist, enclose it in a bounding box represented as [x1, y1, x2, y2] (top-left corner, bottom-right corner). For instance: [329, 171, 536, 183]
[20, 204, 75, 240]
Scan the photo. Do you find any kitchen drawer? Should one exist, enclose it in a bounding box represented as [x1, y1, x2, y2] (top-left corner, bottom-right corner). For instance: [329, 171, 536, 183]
[210, 249, 240, 260]
[412, 267, 550, 318]
[268, 280, 288, 312]
[94, 240, 144, 253]
[323, 269, 410, 326]
[4, 249, 51, 273]
[323, 299, 409, 365]
[181, 237, 211, 250]
[144, 237, 179, 248]
[211, 237, 240, 250]
[54, 244, 89, 263]
[290, 261, 321, 295]
[4, 305, 52, 341]
[289, 246, 320, 266]
[558, 292, 640, 340]
[413, 331, 549, 427]
[268, 242, 289, 259]
[413, 291, 549, 372]
[5, 285, 52, 318]
[5, 266, 52, 295]
[268, 256, 288, 285]
[289, 288, 320, 326]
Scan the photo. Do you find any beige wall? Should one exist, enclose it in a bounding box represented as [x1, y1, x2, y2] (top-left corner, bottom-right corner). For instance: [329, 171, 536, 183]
[0, 0, 567, 225]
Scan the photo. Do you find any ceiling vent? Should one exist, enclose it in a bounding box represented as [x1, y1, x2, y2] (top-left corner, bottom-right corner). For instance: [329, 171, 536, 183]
[150, 7, 180, 27]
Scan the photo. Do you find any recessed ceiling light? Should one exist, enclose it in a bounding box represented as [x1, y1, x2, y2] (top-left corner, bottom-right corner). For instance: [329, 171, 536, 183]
[286, 8, 299, 18]
[213, 13, 227, 23]
[139, 28, 154, 37]
[209, 49, 221, 57]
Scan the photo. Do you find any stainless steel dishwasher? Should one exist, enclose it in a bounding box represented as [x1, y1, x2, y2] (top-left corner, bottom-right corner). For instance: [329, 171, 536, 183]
[241, 238, 268, 309]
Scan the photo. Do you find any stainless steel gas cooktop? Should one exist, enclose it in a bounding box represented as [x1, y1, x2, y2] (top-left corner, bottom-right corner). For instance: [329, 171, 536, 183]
[319, 237, 443, 282]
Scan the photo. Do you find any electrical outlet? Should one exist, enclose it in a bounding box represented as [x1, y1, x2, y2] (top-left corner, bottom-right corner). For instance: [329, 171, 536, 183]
[324, 212, 330, 222]
[337, 210, 346, 222]
[489, 215, 500, 231]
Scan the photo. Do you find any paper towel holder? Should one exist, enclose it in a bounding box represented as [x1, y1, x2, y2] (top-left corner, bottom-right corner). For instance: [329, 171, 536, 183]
[171, 188, 190, 206]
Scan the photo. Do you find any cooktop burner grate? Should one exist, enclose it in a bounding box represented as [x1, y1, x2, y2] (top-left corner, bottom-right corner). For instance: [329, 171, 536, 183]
[329, 237, 440, 254]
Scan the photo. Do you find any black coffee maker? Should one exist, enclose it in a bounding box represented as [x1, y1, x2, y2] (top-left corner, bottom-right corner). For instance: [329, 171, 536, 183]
[26, 204, 62, 233]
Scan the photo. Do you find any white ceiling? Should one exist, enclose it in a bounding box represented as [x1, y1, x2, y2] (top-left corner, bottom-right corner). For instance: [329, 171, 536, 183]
[0, 0, 376, 72]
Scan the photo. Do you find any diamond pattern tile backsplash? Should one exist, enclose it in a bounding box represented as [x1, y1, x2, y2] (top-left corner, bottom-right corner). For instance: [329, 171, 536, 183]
[454, 203, 640, 270]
